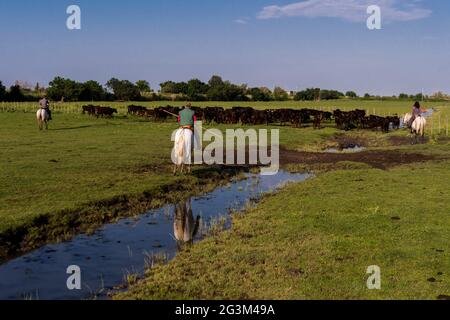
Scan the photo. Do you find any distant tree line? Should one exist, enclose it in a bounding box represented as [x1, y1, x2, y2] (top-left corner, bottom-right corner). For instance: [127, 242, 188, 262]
[0, 76, 446, 102]
[0, 81, 40, 102]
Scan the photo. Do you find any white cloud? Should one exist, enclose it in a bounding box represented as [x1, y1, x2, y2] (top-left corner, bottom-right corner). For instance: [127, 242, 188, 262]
[234, 19, 248, 24]
[257, 0, 431, 22]
[234, 18, 250, 25]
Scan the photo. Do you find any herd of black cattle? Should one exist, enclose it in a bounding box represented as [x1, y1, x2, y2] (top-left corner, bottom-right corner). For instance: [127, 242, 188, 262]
[82, 104, 401, 132]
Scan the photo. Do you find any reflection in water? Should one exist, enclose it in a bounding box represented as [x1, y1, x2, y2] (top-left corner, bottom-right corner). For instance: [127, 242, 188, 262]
[174, 199, 200, 249]
[324, 145, 366, 153]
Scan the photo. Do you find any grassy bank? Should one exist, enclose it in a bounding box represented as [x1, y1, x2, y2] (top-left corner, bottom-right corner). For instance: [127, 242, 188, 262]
[118, 160, 450, 300]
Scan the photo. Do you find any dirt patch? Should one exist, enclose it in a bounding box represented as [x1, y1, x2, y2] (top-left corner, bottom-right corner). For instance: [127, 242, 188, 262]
[330, 135, 371, 149]
[387, 135, 432, 146]
[280, 147, 437, 170]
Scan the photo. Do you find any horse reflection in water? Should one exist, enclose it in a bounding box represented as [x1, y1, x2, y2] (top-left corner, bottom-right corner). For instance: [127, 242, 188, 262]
[173, 199, 200, 249]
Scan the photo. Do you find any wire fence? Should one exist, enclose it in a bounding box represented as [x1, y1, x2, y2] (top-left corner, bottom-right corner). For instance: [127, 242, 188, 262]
[427, 112, 449, 137]
[0, 101, 130, 114]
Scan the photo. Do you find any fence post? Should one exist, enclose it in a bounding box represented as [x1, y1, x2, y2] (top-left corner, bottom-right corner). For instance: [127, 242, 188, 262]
[438, 114, 441, 134]
[447, 115, 449, 136]
[431, 117, 434, 136]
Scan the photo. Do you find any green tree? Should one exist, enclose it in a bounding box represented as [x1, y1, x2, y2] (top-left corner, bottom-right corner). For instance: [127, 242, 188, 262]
[47, 77, 82, 101]
[206, 81, 246, 101]
[273, 87, 289, 101]
[0, 81, 6, 101]
[208, 75, 224, 88]
[136, 80, 151, 92]
[160, 81, 178, 94]
[106, 78, 141, 101]
[7, 85, 25, 101]
[79, 81, 107, 101]
[187, 79, 208, 99]
[414, 93, 424, 101]
[294, 88, 320, 101]
[345, 91, 358, 98]
[250, 87, 272, 101]
[223, 82, 247, 101]
[320, 90, 344, 100]
[175, 82, 189, 95]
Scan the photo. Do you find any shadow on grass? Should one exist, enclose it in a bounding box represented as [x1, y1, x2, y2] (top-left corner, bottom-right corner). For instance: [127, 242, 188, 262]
[52, 125, 97, 131]
[51, 122, 122, 131]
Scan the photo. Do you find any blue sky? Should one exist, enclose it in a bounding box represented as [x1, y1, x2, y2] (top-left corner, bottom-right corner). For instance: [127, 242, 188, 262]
[0, 0, 449, 95]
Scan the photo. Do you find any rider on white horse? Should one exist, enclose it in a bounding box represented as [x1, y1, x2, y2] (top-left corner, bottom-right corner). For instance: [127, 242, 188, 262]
[173, 103, 197, 174]
[407, 101, 421, 128]
[39, 96, 52, 120]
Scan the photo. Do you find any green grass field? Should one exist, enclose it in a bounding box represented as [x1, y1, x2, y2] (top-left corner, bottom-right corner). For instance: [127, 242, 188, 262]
[0, 113, 175, 235]
[1, 100, 450, 299]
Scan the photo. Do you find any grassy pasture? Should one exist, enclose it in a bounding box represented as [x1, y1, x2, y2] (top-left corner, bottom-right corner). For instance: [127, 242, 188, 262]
[1, 100, 449, 299]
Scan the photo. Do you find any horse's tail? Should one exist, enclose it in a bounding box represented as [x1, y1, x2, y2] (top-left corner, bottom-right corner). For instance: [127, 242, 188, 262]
[412, 117, 427, 136]
[175, 129, 185, 165]
[37, 109, 49, 121]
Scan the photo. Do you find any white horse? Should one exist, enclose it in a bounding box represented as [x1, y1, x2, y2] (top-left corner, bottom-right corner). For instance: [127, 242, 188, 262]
[403, 112, 427, 144]
[411, 116, 427, 144]
[403, 113, 412, 128]
[36, 109, 50, 130]
[172, 128, 193, 174]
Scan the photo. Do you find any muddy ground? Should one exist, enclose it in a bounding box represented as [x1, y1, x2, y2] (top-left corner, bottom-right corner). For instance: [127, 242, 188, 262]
[280, 148, 437, 170]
